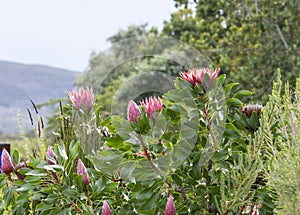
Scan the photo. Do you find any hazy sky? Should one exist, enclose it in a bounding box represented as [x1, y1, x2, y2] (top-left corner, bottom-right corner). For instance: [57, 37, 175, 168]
[0, 0, 175, 71]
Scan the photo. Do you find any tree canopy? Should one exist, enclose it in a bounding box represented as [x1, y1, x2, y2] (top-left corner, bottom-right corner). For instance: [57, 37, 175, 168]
[163, 0, 300, 102]
[77, 0, 300, 108]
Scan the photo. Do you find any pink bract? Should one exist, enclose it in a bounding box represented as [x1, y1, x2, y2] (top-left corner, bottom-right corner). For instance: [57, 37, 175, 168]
[77, 159, 90, 186]
[101, 200, 112, 215]
[1, 148, 14, 174]
[68, 87, 94, 112]
[127, 100, 142, 122]
[164, 195, 176, 215]
[180, 68, 220, 91]
[46, 146, 57, 165]
[140, 96, 163, 120]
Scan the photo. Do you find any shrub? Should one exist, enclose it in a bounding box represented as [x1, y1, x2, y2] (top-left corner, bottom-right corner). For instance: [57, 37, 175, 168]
[1, 68, 297, 214]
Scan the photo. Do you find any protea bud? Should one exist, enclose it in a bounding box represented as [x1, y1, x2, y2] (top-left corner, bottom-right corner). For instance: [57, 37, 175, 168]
[241, 104, 264, 117]
[180, 68, 220, 91]
[164, 195, 176, 215]
[1, 148, 14, 174]
[77, 159, 90, 186]
[68, 87, 94, 113]
[46, 146, 57, 165]
[127, 100, 141, 122]
[140, 96, 163, 120]
[101, 200, 112, 215]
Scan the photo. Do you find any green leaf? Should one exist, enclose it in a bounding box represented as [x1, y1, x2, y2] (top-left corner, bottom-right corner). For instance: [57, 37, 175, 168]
[12, 150, 19, 164]
[44, 195, 58, 205]
[57, 144, 68, 160]
[226, 98, 243, 107]
[63, 188, 78, 199]
[0, 174, 7, 188]
[225, 83, 239, 97]
[224, 123, 239, 137]
[216, 74, 226, 84]
[212, 148, 229, 162]
[18, 167, 32, 175]
[32, 193, 44, 201]
[74, 174, 84, 191]
[26, 170, 47, 177]
[24, 175, 42, 184]
[194, 83, 204, 94]
[248, 111, 259, 129]
[172, 174, 183, 185]
[233, 90, 252, 99]
[16, 183, 35, 192]
[69, 141, 80, 160]
[174, 77, 193, 90]
[120, 161, 136, 179]
[36, 202, 54, 212]
[204, 73, 211, 90]
[16, 193, 28, 204]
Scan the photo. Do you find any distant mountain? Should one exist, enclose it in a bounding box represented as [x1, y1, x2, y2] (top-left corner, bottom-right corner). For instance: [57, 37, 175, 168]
[0, 60, 79, 134]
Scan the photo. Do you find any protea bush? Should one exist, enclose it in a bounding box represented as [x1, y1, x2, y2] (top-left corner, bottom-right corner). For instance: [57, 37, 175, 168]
[0, 68, 299, 214]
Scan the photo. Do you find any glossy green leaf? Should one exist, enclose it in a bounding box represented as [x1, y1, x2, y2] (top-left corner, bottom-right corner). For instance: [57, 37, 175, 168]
[226, 98, 243, 107]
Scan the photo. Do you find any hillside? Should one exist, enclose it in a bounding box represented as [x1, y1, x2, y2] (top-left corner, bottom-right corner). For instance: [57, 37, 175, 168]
[0, 60, 79, 134]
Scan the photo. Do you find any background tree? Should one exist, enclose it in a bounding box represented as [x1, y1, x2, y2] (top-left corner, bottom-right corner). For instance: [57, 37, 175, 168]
[76, 24, 208, 114]
[163, 0, 300, 102]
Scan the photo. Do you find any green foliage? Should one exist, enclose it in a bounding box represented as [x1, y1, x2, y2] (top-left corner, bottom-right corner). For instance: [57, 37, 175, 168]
[163, 0, 300, 103]
[1, 71, 273, 214]
[261, 71, 300, 214]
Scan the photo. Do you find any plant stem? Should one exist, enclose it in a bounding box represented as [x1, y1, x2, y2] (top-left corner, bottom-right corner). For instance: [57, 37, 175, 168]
[137, 133, 161, 175]
[70, 200, 83, 213]
[85, 189, 94, 215]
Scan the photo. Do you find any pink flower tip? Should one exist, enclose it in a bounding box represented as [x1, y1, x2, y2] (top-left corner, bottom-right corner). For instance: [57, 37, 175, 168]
[68, 87, 94, 112]
[101, 200, 112, 215]
[164, 195, 176, 215]
[127, 100, 141, 122]
[77, 159, 90, 186]
[1, 148, 14, 174]
[252, 203, 261, 215]
[140, 96, 163, 120]
[180, 67, 220, 91]
[46, 146, 57, 165]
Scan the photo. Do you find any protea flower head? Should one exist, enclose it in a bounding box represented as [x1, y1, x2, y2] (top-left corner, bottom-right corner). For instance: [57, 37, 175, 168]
[77, 159, 90, 186]
[127, 100, 142, 122]
[180, 68, 220, 91]
[46, 145, 57, 165]
[1, 148, 14, 174]
[101, 200, 112, 215]
[68, 87, 94, 112]
[241, 104, 264, 118]
[140, 96, 163, 120]
[164, 195, 176, 215]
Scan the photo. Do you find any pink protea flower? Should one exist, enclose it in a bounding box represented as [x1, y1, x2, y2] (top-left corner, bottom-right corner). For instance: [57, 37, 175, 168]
[140, 97, 163, 120]
[46, 146, 57, 165]
[1, 148, 14, 174]
[101, 200, 112, 215]
[127, 100, 141, 122]
[164, 195, 176, 215]
[77, 159, 90, 186]
[180, 68, 220, 91]
[68, 87, 94, 112]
